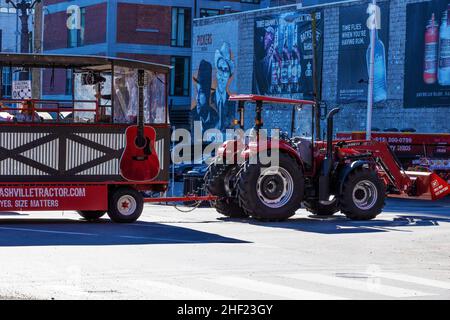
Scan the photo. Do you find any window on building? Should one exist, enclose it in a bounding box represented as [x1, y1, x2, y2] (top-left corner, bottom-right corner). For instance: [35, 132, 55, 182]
[170, 56, 190, 97]
[171, 7, 191, 47]
[241, 0, 261, 4]
[200, 9, 220, 18]
[67, 7, 86, 48]
[1, 67, 12, 98]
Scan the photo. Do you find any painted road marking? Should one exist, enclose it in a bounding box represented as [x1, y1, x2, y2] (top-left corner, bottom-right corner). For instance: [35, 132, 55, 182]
[136, 280, 232, 300]
[285, 273, 434, 298]
[209, 276, 346, 300]
[0, 227, 97, 236]
[378, 272, 450, 290]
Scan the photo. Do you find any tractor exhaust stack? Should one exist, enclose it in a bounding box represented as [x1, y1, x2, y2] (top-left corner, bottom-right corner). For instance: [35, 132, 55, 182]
[319, 108, 340, 201]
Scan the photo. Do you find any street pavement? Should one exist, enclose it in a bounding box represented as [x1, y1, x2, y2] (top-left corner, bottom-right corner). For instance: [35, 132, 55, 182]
[0, 198, 449, 300]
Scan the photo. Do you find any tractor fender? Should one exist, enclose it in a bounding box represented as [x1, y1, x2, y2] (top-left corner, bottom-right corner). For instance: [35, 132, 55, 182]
[241, 140, 305, 171]
[337, 160, 370, 195]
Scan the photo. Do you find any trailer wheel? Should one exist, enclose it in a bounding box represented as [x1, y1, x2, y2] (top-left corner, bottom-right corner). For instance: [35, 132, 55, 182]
[303, 198, 340, 216]
[207, 163, 248, 218]
[238, 153, 304, 221]
[339, 168, 385, 220]
[107, 188, 144, 223]
[77, 211, 106, 221]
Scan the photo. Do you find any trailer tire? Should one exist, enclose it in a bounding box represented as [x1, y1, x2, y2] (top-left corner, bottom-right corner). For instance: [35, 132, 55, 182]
[339, 168, 385, 220]
[238, 153, 304, 221]
[77, 210, 106, 221]
[107, 188, 144, 223]
[303, 198, 340, 216]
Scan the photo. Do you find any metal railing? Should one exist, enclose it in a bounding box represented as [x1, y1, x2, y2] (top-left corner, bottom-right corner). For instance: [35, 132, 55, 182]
[0, 99, 109, 123]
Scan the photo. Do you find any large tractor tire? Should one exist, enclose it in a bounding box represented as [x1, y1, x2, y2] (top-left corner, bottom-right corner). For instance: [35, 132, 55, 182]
[212, 197, 248, 218]
[339, 167, 386, 220]
[303, 198, 340, 216]
[238, 153, 304, 221]
[206, 163, 248, 218]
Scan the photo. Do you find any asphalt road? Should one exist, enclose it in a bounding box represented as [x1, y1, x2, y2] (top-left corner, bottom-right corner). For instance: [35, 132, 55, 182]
[0, 198, 449, 300]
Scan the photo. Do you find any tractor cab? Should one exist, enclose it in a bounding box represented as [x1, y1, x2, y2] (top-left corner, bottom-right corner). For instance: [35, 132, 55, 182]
[228, 94, 317, 170]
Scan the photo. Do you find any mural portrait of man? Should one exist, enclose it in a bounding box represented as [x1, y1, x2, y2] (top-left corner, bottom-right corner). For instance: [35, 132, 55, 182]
[192, 21, 239, 133]
[193, 60, 218, 131]
[211, 42, 236, 131]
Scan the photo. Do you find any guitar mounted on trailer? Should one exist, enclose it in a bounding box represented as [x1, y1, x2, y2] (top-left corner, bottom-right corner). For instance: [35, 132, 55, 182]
[120, 70, 160, 181]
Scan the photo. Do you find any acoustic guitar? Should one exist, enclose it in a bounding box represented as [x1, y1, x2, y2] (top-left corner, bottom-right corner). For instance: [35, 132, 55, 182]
[120, 70, 160, 181]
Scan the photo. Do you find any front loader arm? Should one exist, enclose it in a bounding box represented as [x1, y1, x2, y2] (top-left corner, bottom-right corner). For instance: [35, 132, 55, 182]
[338, 140, 413, 193]
[337, 140, 450, 200]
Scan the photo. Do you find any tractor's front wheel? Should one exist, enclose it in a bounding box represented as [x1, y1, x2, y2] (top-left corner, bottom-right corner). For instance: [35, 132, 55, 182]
[339, 168, 385, 220]
[238, 153, 304, 221]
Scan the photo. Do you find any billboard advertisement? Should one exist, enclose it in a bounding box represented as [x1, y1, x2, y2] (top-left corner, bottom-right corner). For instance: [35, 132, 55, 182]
[337, 2, 390, 103]
[404, 1, 450, 108]
[192, 21, 239, 132]
[253, 10, 324, 98]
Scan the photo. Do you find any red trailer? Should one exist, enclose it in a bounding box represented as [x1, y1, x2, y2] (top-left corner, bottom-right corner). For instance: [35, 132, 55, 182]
[336, 132, 450, 183]
[0, 53, 172, 223]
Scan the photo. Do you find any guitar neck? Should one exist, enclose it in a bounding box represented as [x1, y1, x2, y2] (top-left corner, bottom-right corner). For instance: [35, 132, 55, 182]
[138, 70, 145, 137]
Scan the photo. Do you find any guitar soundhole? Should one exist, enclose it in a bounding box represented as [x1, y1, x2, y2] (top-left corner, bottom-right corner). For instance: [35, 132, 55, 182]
[135, 136, 147, 149]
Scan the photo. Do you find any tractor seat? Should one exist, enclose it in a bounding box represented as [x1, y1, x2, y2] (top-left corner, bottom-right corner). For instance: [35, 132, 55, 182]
[294, 137, 313, 168]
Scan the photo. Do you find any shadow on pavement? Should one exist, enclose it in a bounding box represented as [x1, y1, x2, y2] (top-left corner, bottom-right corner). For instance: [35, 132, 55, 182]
[219, 197, 450, 234]
[244, 214, 450, 234]
[0, 218, 249, 247]
[385, 197, 450, 213]
[0, 212, 29, 216]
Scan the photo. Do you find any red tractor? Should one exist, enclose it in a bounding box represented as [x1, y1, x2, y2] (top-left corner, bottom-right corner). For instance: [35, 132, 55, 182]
[206, 95, 450, 221]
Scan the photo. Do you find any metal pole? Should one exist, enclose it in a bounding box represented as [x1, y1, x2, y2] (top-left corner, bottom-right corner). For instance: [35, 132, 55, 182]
[311, 11, 321, 140]
[366, 0, 376, 140]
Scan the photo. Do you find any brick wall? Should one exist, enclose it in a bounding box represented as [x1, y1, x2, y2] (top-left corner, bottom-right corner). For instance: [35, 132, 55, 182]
[194, 0, 450, 136]
[43, 11, 67, 50]
[44, 3, 106, 50]
[85, 3, 107, 45]
[117, 53, 171, 66]
[116, 3, 171, 46]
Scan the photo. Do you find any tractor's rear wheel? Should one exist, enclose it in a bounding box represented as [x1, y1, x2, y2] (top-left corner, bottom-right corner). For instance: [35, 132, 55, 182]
[212, 198, 248, 218]
[206, 162, 248, 218]
[339, 168, 385, 220]
[304, 198, 340, 216]
[238, 153, 304, 221]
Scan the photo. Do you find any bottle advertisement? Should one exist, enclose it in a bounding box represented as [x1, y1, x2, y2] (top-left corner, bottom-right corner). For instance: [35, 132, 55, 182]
[404, 0, 450, 108]
[336, 2, 390, 104]
[253, 10, 324, 98]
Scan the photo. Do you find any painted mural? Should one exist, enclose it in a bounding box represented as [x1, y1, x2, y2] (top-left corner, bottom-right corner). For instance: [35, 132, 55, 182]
[192, 21, 238, 132]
